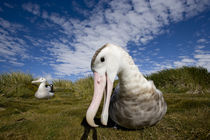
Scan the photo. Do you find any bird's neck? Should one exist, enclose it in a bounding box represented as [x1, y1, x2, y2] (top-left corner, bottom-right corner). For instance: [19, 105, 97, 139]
[38, 82, 46, 91]
[118, 57, 153, 95]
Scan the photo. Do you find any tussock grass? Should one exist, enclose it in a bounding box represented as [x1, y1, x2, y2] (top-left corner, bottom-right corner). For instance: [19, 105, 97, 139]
[0, 72, 37, 98]
[146, 66, 210, 94]
[73, 76, 94, 99]
[53, 79, 74, 93]
[52, 77, 94, 99]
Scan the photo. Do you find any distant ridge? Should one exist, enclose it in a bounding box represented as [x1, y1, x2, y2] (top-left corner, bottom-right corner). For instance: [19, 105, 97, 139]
[146, 66, 210, 94]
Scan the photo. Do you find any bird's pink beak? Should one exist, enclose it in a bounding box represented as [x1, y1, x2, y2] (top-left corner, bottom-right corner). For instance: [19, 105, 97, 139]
[86, 72, 113, 127]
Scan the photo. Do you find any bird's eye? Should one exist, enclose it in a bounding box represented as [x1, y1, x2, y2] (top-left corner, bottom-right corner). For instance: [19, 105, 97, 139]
[100, 57, 105, 62]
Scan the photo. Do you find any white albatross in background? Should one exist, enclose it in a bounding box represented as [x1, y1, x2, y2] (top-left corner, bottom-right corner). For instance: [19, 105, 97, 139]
[32, 77, 54, 99]
[86, 43, 167, 129]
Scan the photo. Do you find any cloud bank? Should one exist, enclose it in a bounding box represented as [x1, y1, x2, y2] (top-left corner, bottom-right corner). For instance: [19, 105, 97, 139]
[0, 18, 28, 66]
[2, 0, 210, 77]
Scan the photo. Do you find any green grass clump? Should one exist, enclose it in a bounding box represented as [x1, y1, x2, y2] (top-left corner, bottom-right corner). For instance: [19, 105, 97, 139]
[0, 72, 37, 98]
[73, 76, 94, 99]
[53, 79, 74, 93]
[146, 66, 210, 93]
[52, 76, 94, 99]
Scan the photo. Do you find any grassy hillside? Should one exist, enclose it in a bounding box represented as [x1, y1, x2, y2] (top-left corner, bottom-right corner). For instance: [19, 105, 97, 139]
[53, 79, 74, 93]
[0, 67, 209, 139]
[0, 72, 37, 98]
[146, 66, 210, 94]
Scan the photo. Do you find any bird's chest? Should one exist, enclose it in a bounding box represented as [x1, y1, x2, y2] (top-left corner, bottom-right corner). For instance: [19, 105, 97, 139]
[36, 85, 49, 95]
[110, 93, 157, 114]
[109, 92, 162, 128]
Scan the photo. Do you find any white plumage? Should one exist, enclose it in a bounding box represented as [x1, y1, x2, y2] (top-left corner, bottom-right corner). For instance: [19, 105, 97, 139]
[86, 43, 167, 129]
[32, 77, 54, 99]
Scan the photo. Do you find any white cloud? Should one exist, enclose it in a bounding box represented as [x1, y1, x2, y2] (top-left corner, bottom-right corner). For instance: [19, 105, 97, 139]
[138, 47, 146, 51]
[174, 61, 185, 67]
[182, 58, 196, 63]
[196, 45, 205, 49]
[9, 61, 24, 66]
[194, 54, 210, 59]
[4, 3, 14, 8]
[142, 60, 174, 75]
[174, 37, 210, 72]
[44, 73, 54, 84]
[174, 58, 195, 67]
[0, 18, 23, 33]
[195, 53, 210, 71]
[22, 3, 40, 16]
[0, 18, 28, 66]
[83, 0, 97, 8]
[0, 59, 6, 63]
[197, 38, 208, 43]
[21, 0, 210, 76]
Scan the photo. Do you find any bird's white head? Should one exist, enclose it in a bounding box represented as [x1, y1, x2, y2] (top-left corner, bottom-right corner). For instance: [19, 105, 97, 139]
[91, 43, 122, 82]
[32, 77, 47, 84]
[86, 43, 123, 127]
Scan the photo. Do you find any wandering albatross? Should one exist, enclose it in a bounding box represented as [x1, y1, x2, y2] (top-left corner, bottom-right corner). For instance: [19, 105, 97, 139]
[86, 43, 167, 129]
[32, 77, 54, 99]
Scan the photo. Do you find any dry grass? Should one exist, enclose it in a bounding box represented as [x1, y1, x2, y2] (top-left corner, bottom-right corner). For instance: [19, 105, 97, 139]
[0, 72, 37, 98]
[53, 79, 74, 93]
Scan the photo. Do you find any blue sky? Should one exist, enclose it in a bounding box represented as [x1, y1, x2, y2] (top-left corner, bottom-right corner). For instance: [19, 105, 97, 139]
[0, 0, 210, 82]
